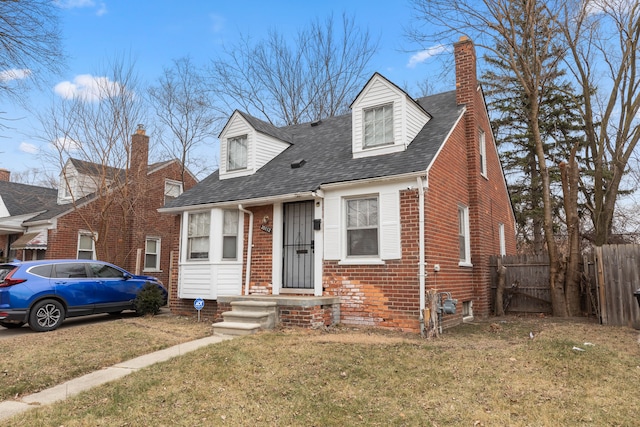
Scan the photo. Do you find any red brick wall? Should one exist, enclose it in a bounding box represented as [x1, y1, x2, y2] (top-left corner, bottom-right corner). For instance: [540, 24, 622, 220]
[44, 160, 196, 288]
[323, 189, 422, 333]
[245, 205, 274, 295]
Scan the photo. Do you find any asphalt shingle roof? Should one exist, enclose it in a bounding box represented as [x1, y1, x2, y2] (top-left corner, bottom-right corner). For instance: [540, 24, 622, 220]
[0, 180, 58, 217]
[165, 90, 463, 209]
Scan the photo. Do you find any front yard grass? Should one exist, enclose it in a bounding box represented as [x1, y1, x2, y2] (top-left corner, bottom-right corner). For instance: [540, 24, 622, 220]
[4, 315, 640, 426]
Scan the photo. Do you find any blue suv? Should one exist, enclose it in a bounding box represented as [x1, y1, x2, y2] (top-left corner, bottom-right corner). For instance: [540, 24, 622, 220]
[0, 259, 168, 332]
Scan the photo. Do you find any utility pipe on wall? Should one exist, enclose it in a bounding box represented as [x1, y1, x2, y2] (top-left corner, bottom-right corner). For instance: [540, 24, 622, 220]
[238, 205, 254, 295]
[417, 176, 426, 337]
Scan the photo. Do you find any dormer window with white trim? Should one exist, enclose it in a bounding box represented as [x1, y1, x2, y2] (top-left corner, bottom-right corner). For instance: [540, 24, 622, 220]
[364, 104, 393, 149]
[227, 135, 248, 171]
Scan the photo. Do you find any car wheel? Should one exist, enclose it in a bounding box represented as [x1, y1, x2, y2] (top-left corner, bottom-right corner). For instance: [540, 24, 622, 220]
[0, 321, 25, 329]
[29, 299, 65, 332]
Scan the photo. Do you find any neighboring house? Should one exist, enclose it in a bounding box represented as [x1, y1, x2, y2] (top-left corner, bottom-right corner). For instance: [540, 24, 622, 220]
[160, 37, 517, 332]
[0, 128, 197, 287]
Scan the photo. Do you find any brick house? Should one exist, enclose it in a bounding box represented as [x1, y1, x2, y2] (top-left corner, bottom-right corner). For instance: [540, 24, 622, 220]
[160, 37, 516, 333]
[0, 128, 197, 286]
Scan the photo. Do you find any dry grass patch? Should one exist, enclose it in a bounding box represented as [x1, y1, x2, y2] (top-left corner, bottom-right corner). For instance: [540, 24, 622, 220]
[0, 313, 211, 400]
[5, 316, 640, 426]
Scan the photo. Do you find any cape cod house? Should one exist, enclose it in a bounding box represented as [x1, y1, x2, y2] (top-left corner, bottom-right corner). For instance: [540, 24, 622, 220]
[0, 128, 196, 286]
[160, 37, 516, 333]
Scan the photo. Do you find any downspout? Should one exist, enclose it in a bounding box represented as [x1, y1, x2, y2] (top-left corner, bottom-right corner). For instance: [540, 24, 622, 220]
[238, 205, 253, 295]
[417, 176, 426, 337]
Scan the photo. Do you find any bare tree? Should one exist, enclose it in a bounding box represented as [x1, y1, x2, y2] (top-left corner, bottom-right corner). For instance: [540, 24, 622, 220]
[208, 13, 379, 126]
[559, 0, 640, 246]
[408, 0, 583, 316]
[148, 57, 221, 181]
[38, 56, 147, 265]
[0, 0, 65, 108]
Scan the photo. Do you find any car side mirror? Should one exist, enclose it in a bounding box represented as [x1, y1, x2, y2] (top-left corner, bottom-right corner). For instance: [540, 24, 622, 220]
[123, 273, 132, 280]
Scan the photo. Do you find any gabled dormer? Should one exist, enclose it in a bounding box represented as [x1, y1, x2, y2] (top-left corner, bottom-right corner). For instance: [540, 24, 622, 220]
[350, 73, 431, 159]
[57, 158, 117, 204]
[218, 111, 292, 180]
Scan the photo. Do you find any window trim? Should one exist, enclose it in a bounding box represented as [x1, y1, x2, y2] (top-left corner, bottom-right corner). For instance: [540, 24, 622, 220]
[458, 205, 472, 267]
[345, 196, 380, 258]
[499, 223, 506, 257]
[222, 209, 239, 260]
[479, 129, 487, 178]
[164, 179, 183, 204]
[77, 231, 97, 260]
[144, 236, 161, 272]
[227, 134, 248, 171]
[187, 211, 211, 261]
[363, 104, 394, 149]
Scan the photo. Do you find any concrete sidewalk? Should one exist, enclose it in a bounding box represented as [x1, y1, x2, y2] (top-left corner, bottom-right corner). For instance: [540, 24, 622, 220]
[0, 334, 234, 421]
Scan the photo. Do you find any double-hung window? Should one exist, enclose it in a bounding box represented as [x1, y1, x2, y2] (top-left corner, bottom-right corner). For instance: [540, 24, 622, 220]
[222, 210, 239, 260]
[458, 205, 471, 265]
[346, 197, 379, 256]
[227, 135, 248, 171]
[77, 232, 96, 260]
[145, 237, 161, 271]
[363, 104, 393, 148]
[164, 180, 183, 204]
[188, 212, 210, 259]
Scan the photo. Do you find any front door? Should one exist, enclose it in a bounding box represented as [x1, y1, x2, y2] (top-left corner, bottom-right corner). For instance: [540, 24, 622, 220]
[283, 201, 314, 289]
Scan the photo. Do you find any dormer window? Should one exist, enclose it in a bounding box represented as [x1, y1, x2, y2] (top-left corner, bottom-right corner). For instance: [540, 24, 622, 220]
[227, 135, 248, 171]
[363, 104, 393, 148]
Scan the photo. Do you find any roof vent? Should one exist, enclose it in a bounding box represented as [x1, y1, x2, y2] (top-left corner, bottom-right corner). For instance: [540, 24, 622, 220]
[310, 120, 322, 127]
[290, 159, 306, 169]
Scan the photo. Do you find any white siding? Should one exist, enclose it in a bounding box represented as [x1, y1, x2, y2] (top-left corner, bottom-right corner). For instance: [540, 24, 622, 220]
[323, 180, 408, 263]
[323, 195, 341, 260]
[179, 263, 216, 299]
[219, 113, 254, 179]
[405, 99, 430, 146]
[351, 74, 430, 159]
[219, 112, 290, 180]
[216, 264, 243, 296]
[178, 208, 245, 299]
[379, 190, 401, 259]
[254, 133, 290, 169]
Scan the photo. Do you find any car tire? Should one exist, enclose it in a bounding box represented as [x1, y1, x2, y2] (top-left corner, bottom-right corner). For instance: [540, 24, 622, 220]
[29, 299, 65, 332]
[0, 321, 25, 329]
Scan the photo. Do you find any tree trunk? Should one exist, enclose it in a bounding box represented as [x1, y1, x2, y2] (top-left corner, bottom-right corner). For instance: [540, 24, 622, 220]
[560, 153, 582, 316]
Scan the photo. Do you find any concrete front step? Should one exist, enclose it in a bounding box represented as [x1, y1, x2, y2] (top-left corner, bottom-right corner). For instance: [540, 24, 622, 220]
[222, 310, 274, 329]
[213, 321, 262, 336]
[230, 300, 277, 312]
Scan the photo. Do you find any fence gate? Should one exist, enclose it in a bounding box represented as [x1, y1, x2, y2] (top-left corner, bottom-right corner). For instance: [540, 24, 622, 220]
[595, 245, 640, 327]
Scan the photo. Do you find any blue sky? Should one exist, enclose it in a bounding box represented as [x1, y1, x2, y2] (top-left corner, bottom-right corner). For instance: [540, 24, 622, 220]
[0, 0, 457, 179]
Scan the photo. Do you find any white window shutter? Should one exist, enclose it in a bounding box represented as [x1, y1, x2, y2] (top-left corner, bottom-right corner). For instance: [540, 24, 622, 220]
[324, 196, 341, 260]
[380, 190, 401, 260]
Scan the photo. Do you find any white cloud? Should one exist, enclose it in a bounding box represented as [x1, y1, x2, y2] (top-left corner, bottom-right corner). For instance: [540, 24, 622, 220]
[210, 14, 225, 33]
[96, 2, 107, 15]
[52, 136, 81, 152]
[0, 68, 31, 82]
[407, 45, 448, 68]
[54, 74, 124, 102]
[55, 0, 107, 16]
[19, 142, 39, 154]
[55, 0, 95, 8]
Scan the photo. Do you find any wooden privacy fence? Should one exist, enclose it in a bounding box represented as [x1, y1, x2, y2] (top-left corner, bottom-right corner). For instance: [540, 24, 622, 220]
[489, 254, 553, 314]
[490, 246, 640, 326]
[594, 245, 640, 327]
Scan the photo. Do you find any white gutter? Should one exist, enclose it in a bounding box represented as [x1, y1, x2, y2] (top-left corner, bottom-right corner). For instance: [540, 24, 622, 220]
[417, 176, 426, 336]
[158, 191, 320, 214]
[238, 204, 254, 295]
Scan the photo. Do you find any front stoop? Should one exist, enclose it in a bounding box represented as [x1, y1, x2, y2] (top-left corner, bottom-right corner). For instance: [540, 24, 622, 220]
[213, 300, 277, 336]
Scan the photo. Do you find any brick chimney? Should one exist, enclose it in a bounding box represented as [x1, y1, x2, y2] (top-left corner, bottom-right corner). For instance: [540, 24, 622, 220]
[454, 35, 478, 112]
[0, 168, 10, 182]
[130, 124, 149, 177]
